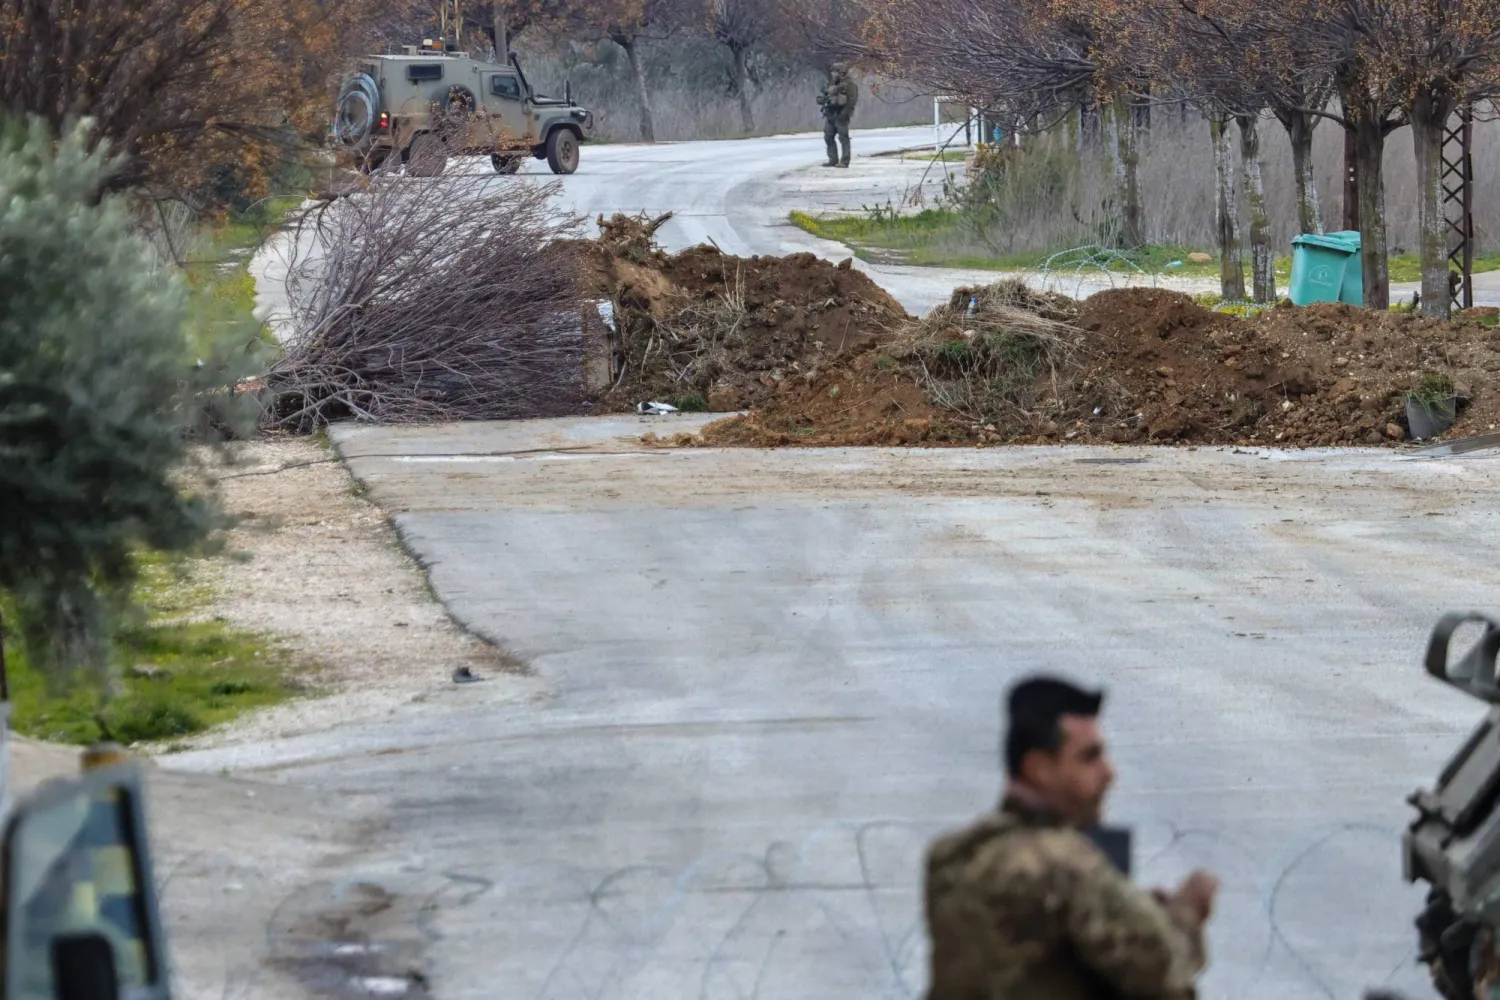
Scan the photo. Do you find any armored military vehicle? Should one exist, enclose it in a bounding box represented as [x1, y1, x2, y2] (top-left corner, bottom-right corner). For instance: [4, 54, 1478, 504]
[334, 39, 593, 177]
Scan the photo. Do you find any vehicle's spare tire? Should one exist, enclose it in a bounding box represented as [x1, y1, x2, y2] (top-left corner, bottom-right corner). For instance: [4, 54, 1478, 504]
[336, 73, 380, 145]
[445, 85, 477, 115]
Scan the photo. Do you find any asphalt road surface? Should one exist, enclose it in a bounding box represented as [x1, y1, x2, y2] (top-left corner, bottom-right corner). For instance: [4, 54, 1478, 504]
[254, 123, 1498, 335]
[174, 412, 1500, 1000]
[501, 124, 1499, 310]
[251, 125, 1226, 332]
[520, 124, 1216, 313]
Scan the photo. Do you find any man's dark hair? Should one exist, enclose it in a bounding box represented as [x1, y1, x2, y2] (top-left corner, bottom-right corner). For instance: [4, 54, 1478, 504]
[1003, 676, 1104, 777]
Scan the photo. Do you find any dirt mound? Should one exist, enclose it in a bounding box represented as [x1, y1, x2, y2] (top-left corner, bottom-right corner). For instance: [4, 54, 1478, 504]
[1076, 287, 1225, 342]
[695, 284, 1500, 448]
[698, 351, 971, 447]
[587, 213, 907, 412]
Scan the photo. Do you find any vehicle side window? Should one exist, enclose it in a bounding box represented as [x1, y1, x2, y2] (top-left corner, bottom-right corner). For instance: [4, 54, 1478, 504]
[490, 75, 521, 100]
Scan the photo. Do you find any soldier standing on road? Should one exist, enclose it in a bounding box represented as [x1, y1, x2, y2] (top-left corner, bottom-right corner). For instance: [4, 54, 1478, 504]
[923, 677, 1218, 1000]
[818, 63, 858, 167]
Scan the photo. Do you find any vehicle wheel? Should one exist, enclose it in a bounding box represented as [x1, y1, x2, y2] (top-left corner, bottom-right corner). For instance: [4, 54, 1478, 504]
[406, 134, 448, 177]
[335, 73, 380, 146]
[359, 147, 392, 174]
[546, 129, 579, 175]
[445, 86, 477, 114]
[492, 154, 521, 175]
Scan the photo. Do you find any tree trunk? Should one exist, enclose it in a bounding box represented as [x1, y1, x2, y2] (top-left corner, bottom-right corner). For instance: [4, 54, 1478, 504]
[1351, 115, 1390, 310]
[491, 2, 508, 59]
[1132, 87, 1150, 134]
[1285, 112, 1323, 235]
[1111, 92, 1142, 248]
[620, 37, 655, 142]
[1211, 117, 1246, 301]
[1411, 89, 1454, 319]
[731, 45, 753, 133]
[1342, 124, 1360, 233]
[1237, 114, 1275, 303]
[1080, 98, 1100, 149]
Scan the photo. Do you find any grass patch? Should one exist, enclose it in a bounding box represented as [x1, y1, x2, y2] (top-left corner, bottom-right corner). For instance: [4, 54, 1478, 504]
[790, 209, 1238, 275]
[181, 195, 303, 357]
[1387, 251, 1500, 284]
[792, 208, 1500, 288]
[2, 558, 302, 746]
[903, 149, 967, 164]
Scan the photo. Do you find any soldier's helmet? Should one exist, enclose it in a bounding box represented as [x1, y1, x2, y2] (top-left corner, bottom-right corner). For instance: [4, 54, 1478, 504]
[831, 62, 847, 75]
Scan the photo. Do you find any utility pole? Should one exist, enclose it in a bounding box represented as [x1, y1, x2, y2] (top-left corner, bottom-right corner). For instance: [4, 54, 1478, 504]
[493, 4, 509, 59]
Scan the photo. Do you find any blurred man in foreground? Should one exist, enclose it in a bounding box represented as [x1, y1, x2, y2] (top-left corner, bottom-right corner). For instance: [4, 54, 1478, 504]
[923, 676, 1218, 1000]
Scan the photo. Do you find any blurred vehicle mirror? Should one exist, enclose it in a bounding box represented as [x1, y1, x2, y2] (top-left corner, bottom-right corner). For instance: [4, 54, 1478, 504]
[2, 763, 169, 1000]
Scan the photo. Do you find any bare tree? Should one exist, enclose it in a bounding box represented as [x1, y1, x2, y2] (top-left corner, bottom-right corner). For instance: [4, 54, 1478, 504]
[1209, 114, 1248, 300]
[776, 0, 873, 69]
[264, 174, 589, 431]
[874, 0, 1155, 245]
[1170, 0, 1335, 237]
[539, 0, 701, 141]
[0, 0, 238, 189]
[1314, 0, 1500, 317]
[0, 0, 423, 198]
[711, 0, 778, 131]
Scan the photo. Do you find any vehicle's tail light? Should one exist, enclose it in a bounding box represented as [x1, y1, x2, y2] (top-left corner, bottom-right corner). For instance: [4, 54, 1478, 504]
[378, 112, 390, 130]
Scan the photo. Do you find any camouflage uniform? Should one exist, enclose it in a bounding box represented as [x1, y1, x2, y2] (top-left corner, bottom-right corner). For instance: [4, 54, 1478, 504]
[924, 798, 1206, 1000]
[819, 67, 858, 166]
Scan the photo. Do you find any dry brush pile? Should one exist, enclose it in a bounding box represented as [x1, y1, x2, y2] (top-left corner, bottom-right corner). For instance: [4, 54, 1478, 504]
[262, 174, 589, 431]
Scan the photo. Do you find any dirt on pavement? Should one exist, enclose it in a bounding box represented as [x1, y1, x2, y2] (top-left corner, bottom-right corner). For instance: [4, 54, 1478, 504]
[692, 283, 1500, 449]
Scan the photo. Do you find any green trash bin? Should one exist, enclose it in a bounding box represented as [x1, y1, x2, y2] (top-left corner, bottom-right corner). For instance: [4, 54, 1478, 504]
[1327, 229, 1363, 306]
[1289, 232, 1360, 306]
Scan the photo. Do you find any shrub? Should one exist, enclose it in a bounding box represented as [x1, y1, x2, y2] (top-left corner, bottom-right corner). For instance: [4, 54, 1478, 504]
[0, 117, 260, 686]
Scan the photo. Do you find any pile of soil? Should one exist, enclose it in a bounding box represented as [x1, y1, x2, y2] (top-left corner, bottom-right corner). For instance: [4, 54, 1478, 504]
[698, 350, 972, 447]
[585, 213, 908, 412]
[699, 283, 1500, 448]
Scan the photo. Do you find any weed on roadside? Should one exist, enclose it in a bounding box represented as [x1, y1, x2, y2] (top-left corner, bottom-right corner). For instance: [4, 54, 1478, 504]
[2, 557, 304, 746]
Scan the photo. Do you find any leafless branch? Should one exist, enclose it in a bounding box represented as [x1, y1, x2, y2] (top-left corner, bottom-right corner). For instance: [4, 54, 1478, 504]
[262, 170, 590, 431]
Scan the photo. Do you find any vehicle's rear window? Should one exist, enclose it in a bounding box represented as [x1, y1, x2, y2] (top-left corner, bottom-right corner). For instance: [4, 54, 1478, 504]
[407, 64, 444, 81]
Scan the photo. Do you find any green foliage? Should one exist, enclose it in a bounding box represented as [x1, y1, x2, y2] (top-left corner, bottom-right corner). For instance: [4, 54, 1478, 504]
[670, 393, 708, 413]
[1387, 252, 1500, 284]
[939, 339, 970, 363]
[791, 209, 1284, 278]
[945, 143, 1074, 247]
[0, 116, 263, 686]
[180, 194, 301, 358]
[2, 585, 298, 746]
[1408, 372, 1456, 411]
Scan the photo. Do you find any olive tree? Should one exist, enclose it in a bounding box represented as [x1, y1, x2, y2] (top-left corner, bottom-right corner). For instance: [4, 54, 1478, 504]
[0, 117, 258, 684]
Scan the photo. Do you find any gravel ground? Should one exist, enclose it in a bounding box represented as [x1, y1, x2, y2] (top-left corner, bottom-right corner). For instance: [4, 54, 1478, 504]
[173, 436, 521, 750]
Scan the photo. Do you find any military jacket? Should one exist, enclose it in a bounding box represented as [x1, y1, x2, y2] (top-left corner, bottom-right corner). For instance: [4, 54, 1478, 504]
[924, 799, 1206, 1000]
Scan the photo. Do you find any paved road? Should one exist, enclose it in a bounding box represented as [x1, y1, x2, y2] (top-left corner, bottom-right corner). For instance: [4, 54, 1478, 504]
[251, 126, 1217, 330]
[499, 124, 1500, 309]
[174, 415, 1500, 1000]
[255, 124, 1499, 329]
[524, 125, 1218, 313]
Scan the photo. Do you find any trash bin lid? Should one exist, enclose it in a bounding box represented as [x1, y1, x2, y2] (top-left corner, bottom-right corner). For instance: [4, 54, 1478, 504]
[1293, 232, 1360, 253]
